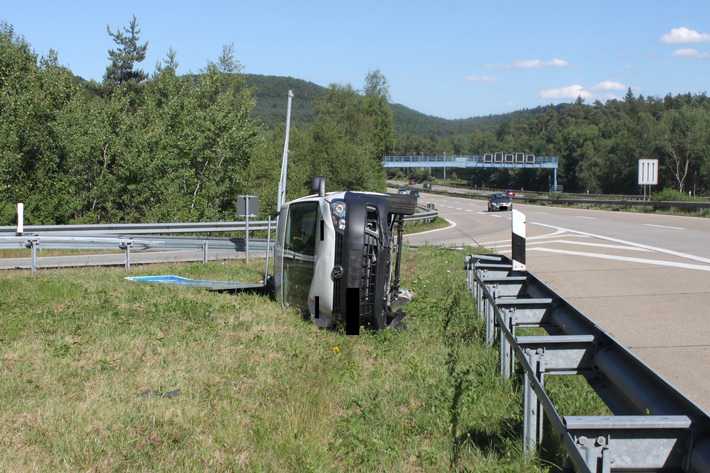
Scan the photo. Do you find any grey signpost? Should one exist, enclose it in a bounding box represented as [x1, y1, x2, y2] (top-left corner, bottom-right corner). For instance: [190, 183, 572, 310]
[237, 195, 259, 262]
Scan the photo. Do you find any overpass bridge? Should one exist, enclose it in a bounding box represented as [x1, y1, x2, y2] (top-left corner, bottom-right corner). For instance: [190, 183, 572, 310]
[383, 154, 559, 190]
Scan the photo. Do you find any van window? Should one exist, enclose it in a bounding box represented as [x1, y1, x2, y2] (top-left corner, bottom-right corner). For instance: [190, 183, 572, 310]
[286, 202, 318, 256]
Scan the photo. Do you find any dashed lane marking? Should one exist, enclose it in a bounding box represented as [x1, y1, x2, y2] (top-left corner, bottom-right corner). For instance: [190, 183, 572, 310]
[643, 223, 685, 231]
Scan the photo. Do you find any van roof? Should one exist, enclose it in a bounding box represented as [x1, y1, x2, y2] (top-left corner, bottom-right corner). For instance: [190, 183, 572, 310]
[286, 190, 388, 204]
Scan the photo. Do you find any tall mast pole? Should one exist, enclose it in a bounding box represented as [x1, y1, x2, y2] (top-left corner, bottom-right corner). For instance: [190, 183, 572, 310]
[277, 90, 294, 212]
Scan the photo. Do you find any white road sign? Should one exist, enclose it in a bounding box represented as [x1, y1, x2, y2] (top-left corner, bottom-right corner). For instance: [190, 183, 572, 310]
[638, 159, 658, 186]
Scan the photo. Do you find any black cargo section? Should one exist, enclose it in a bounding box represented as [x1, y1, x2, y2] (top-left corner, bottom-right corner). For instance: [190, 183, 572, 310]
[337, 192, 391, 331]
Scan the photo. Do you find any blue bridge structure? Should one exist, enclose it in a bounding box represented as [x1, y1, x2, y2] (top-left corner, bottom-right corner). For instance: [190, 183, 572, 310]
[383, 153, 559, 190]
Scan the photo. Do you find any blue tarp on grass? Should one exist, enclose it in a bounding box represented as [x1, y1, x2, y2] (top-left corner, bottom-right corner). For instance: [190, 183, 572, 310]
[126, 275, 264, 291]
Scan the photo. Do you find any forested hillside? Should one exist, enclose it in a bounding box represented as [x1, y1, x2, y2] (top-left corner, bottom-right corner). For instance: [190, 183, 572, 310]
[245, 73, 550, 139]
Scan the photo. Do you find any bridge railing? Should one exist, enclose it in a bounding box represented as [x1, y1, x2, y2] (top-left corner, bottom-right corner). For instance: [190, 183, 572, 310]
[383, 155, 559, 165]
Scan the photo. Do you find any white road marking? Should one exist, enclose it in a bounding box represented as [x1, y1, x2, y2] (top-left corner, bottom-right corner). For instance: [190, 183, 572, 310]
[575, 216, 597, 220]
[546, 240, 651, 252]
[532, 222, 710, 266]
[643, 224, 685, 231]
[529, 247, 710, 272]
[479, 228, 568, 246]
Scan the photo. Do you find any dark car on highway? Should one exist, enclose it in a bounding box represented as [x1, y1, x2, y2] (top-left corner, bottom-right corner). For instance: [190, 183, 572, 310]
[487, 193, 512, 212]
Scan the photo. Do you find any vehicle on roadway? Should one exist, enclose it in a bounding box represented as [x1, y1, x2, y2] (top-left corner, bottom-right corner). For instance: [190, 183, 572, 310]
[488, 192, 513, 212]
[274, 178, 417, 334]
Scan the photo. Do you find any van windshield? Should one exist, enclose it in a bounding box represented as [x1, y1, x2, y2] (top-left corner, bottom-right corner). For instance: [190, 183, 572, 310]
[285, 202, 318, 256]
[283, 201, 319, 310]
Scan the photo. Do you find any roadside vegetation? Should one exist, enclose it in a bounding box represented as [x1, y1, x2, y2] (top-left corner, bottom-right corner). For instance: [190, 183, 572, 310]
[0, 247, 616, 471]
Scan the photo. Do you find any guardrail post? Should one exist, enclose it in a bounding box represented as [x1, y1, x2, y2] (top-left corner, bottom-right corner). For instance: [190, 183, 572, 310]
[245, 210, 250, 263]
[29, 239, 38, 275]
[486, 288, 497, 346]
[500, 309, 512, 379]
[120, 240, 132, 271]
[202, 241, 209, 264]
[523, 348, 544, 456]
[263, 216, 272, 278]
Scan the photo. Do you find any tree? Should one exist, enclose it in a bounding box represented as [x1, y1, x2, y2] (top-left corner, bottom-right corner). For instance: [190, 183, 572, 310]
[363, 69, 390, 100]
[658, 107, 710, 193]
[362, 70, 394, 159]
[216, 43, 240, 73]
[104, 15, 148, 87]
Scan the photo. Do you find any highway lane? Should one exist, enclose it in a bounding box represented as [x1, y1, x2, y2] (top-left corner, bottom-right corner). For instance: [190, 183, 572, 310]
[407, 190, 710, 412]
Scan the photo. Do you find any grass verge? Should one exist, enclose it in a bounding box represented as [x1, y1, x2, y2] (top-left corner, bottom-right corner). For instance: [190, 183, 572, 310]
[0, 247, 608, 471]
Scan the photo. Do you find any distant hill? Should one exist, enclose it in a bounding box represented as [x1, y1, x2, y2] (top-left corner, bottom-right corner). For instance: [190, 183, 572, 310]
[244, 73, 557, 137]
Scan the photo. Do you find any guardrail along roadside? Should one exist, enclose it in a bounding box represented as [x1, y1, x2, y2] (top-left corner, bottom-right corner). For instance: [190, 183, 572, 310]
[0, 205, 438, 272]
[466, 252, 710, 471]
[390, 181, 710, 213]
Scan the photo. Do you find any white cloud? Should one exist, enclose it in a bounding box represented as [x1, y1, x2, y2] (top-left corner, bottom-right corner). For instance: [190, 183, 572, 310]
[510, 58, 569, 69]
[539, 85, 592, 100]
[547, 58, 569, 67]
[465, 74, 496, 82]
[591, 80, 626, 91]
[661, 27, 710, 44]
[673, 48, 710, 58]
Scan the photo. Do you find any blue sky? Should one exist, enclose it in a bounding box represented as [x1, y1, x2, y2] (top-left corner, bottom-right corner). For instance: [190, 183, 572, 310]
[3, 1, 710, 118]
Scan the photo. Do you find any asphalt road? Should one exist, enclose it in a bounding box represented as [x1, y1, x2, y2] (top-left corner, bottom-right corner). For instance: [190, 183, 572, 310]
[407, 189, 710, 412]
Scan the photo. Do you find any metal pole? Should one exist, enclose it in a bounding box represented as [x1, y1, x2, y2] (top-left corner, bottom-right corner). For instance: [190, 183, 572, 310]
[202, 241, 208, 264]
[553, 168, 558, 192]
[264, 216, 272, 279]
[245, 198, 250, 263]
[277, 90, 294, 212]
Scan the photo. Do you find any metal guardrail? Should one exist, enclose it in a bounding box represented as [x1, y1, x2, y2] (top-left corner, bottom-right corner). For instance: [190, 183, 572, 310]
[0, 234, 272, 273]
[404, 207, 438, 223]
[406, 182, 710, 212]
[0, 208, 438, 272]
[523, 196, 710, 211]
[465, 253, 710, 472]
[0, 220, 271, 235]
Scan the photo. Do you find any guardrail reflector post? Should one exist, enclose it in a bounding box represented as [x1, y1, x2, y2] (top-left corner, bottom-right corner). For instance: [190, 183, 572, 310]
[512, 209, 526, 272]
[202, 241, 208, 264]
[17, 203, 24, 235]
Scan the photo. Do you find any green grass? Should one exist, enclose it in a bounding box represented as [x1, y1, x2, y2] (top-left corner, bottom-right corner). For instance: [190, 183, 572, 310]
[0, 247, 611, 471]
[404, 216, 451, 235]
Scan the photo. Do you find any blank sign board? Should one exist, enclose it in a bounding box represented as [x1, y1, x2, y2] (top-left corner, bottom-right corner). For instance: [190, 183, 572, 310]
[638, 159, 659, 185]
[237, 195, 259, 217]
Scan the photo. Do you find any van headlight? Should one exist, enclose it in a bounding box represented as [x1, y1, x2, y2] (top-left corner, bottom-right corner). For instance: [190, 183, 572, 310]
[330, 200, 347, 231]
